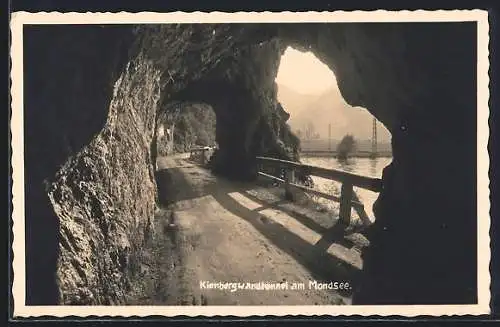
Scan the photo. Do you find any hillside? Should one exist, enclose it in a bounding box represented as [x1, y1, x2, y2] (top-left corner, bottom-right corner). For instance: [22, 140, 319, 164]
[277, 84, 391, 142]
[276, 84, 320, 117]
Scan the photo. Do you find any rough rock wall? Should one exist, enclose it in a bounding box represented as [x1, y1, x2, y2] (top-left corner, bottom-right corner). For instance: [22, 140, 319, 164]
[23, 25, 136, 304]
[48, 57, 162, 304]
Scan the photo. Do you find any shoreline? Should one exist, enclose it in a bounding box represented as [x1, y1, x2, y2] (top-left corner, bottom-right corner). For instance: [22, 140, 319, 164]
[300, 152, 392, 159]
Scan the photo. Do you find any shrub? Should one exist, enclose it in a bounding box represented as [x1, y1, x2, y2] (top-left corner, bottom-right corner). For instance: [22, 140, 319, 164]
[337, 134, 357, 160]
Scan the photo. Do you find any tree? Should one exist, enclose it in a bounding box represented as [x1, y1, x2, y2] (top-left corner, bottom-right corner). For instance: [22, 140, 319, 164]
[337, 134, 357, 160]
[196, 129, 211, 146]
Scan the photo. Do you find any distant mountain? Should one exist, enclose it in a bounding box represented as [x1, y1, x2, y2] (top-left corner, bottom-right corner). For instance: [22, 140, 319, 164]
[276, 84, 320, 117]
[277, 83, 391, 143]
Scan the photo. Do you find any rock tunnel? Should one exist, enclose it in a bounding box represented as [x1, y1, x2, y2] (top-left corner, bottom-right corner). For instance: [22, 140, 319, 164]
[23, 22, 477, 305]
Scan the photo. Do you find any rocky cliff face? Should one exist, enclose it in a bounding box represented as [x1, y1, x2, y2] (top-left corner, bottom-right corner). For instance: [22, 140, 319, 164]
[24, 22, 478, 305]
[24, 25, 136, 304]
[48, 57, 162, 304]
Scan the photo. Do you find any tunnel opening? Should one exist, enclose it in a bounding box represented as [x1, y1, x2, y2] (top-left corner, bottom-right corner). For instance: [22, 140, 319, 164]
[276, 46, 392, 163]
[153, 100, 217, 207]
[275, 46, 393, 222]
[155, 101, 217, 157]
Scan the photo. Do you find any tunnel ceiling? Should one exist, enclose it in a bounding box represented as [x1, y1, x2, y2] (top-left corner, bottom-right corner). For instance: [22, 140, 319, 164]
[143, 22, 476, 139]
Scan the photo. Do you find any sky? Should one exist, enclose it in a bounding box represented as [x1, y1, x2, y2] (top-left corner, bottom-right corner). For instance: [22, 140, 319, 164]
[275, 47, 338, 95]
[274, 46, 390, 141]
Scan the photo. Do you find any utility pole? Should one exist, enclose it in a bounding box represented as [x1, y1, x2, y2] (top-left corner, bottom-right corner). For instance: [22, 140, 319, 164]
[371, 117, 378, 159]
[328, 123, 332, 152]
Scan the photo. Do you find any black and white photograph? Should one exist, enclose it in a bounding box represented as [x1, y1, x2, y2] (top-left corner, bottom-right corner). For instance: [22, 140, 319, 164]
[10, 10, 490, 317]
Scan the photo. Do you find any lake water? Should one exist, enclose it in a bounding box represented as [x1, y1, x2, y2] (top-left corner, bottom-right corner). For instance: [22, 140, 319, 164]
[300, 156, 393, 222]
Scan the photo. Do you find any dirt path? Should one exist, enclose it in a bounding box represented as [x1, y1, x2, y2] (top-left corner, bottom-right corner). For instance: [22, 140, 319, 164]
[133, 155, 366, 305]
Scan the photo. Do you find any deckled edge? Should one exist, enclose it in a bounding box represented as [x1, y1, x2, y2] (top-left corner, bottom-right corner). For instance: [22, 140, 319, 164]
[10, 9, 26, 318]
[9, 9, 491, 318]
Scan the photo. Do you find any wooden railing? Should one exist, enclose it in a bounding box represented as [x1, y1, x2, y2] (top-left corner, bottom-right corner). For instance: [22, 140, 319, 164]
[256, 156, 383, 227]
[189, 146, 213, 165]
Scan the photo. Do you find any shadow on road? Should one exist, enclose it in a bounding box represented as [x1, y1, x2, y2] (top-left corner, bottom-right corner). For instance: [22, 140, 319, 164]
[243, 191, 329, 235]
[210, 188, 359, 297]
[155, 159, 361, 297]
[155, 167, 216, 207]
[241, 190, 358, 250]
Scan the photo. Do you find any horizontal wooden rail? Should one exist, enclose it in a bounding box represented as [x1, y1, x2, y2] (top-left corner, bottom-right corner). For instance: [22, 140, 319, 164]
[289, 182, 365, 211]
[256, 155, 381, 227]
[256, 156, 382, 192]
[190, 147, 211, 152]
[257, 171, 284, 183]
[258, 172, 365, 210]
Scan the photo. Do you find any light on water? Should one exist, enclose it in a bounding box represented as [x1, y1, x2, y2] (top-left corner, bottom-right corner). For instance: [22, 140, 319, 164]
[301, 156, 393, 221]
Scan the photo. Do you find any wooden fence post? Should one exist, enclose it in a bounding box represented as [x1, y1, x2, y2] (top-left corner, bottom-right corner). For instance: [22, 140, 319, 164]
[339, 182, 353, 226]
[284, 168, 295, 201]
[201, 149, 206, 165]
